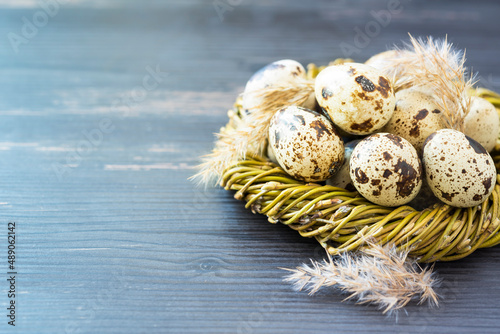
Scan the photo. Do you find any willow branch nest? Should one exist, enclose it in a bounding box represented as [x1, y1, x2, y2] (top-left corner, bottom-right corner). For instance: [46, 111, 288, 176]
[219, 84, 500, 263]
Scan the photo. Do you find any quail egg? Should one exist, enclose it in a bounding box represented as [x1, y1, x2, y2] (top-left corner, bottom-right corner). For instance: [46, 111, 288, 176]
[463, 96, 499, 152]
[350, 133, 423, 207]
[269, 106, 344, 182]
[364, 49, 409, 71]
[315, 63, 396, 135]
[242, 59, 315, 114]
[326, 140, 360, 191]
[382, 89, 444, 153]
[422, 129, 496, 207]
[266, 140, 278, 164]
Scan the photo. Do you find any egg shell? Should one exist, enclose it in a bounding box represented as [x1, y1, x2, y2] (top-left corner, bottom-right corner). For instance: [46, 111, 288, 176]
[382, 89, 444, 153]
[464, 96, 499, 152]
[350, 133, 423, 207]
[422, 129, 496, 208]
[266, 140, 278, 164]
[365, 51, 437, 94]
[242, 59, 315, 113]
[408, 84, 436, 97]
[364, 49, 409, 71]
[269, 106, 344, 182]
[326, 140, 360, 191]
[315, 63, 396, 135]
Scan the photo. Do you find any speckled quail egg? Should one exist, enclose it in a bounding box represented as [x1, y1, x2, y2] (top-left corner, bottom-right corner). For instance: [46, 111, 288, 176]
[365, 51, 437, 94]
[422, 129, 496, 207]
[364, 49, 409, 71]
[382, 89, 444, 153]
[408, 84, 437, 97]
[266, 140, 278, 164]
[350, 133, 423, 207]
[242, 59, 316, 114]
[326, 140, 360, 191]
[315, 63, 396, 135]
[463, 96, 499, 152]
[269, 106, 344, 182]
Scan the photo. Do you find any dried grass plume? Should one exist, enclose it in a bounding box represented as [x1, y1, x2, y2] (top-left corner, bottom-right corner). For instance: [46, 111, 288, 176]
[191, 79, 315, 186]
[282, 240, 440, 314]
[383, 34, 476, 131]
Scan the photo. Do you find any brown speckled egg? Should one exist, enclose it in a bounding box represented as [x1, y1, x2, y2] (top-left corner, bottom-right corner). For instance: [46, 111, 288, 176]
[315, 63, 396, 135]
[382, 89, 444, 153]
[242, 59, 315, 113]
[269, 106, 344, 182]
[266, 140, 278, 164]
[364, 49, 409, 71]
[326, 140, 360, 191]
[409, 84, 437, 97]
[422, 129, 496, 207]
[464, 96, 499, 152]
[350, 133, 423, 207]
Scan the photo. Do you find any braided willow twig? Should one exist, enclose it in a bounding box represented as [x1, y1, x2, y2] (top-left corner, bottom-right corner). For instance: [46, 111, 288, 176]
[220, 85, 500, 263]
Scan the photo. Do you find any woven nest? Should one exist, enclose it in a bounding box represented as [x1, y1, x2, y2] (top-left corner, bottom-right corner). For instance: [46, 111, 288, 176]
[219, 65, 500, 263]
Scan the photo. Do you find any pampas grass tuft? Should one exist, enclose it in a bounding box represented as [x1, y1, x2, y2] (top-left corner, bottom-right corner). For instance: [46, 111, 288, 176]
[191, 79, 315, 187]
[282, 240, 440, 314]
[383, 34, 476, 132]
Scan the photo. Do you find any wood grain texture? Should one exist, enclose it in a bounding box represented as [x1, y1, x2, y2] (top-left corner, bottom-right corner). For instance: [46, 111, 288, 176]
[0, 0, 499, 333]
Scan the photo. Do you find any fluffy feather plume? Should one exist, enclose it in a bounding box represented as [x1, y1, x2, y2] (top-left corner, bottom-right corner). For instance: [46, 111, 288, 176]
[191, 79, 314, 186]
[383, 34, 476, 131]
[282, 240, 440, 314]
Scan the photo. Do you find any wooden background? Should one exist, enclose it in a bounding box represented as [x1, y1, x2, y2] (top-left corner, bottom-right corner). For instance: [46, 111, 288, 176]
[0, 0, 499, 333]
